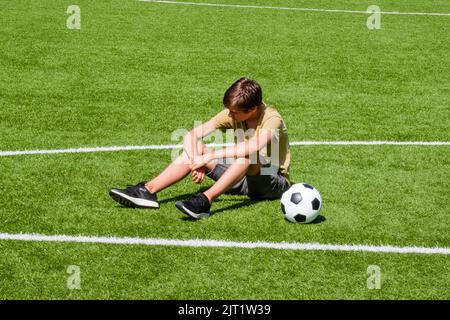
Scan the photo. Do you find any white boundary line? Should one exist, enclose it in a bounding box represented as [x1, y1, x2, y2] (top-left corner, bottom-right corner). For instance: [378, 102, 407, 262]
[1, 141, 449, 157]
[290, 141, 450, 146]
[1, 233, 449, 255]
[0, 141, 450, 157]
[0, 144, 184, 157]
[138, 0, 450, 17]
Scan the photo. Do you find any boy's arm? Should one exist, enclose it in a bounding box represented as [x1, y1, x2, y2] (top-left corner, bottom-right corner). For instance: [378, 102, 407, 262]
[191, 129, 275, 169]
[212, 128, 273, 159]
[183, 119, 217, 162]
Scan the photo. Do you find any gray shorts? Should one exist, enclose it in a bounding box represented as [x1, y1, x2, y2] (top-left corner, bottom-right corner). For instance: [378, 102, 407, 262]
[206, 162, 291, 200]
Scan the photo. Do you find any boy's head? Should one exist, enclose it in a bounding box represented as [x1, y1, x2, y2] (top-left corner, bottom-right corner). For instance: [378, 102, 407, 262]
[223, 77, 263, 114]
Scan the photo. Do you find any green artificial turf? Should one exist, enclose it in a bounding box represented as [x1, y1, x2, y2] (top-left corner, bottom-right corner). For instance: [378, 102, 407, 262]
[0, 241, 448, 299]
[1, 0, 449, 150]
[0, 0, 449, 299]
[0, 147, 448, 299]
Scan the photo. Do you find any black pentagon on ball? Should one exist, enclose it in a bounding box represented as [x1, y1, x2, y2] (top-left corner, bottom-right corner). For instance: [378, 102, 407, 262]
[303, 183, 314, 190]
[290, 192, 303, 204]
[294, 214, 306, 223]
[311, 198, 321, 210]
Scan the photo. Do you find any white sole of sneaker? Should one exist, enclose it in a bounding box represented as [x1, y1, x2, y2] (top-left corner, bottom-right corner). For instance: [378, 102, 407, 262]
[175, 202, 210, 219]
[109, 189, 159, 208]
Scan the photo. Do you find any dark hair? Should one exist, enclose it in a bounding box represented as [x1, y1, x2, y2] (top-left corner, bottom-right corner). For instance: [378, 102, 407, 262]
[223, 77, 263, 112]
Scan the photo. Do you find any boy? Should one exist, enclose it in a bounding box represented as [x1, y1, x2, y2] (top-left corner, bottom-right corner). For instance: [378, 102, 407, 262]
[109, 77, 291, 219]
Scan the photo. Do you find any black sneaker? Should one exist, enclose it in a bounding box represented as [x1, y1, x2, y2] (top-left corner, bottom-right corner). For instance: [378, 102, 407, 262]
[109, 182, 159, 209]
[175, 193, 211, 219]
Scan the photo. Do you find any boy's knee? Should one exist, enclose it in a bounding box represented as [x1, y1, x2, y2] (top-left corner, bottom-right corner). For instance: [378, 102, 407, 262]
[246, 164, 261, 176]
[174, 151, 191, 165]
[175, 144, 211, 165]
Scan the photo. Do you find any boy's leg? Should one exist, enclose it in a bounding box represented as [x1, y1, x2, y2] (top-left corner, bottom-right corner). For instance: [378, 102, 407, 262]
[145, 144, 216, 194]
[175, 158, 259, 219]
[144, 151, 192, 194]
[204, 157, 259, 202]
[175, 157, 259, 219]
[109, 143, 216, 208]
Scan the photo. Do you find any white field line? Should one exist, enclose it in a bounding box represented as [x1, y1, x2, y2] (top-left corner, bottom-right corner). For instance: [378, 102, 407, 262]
[290, 141, 450, 146]
[138, 0, 450, 17]
[0, 144, 185, 156]
[0, 233, 449, 255]
[0, 141, 449, 157]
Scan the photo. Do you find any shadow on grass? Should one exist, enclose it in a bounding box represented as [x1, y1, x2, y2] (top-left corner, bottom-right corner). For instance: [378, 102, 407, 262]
[109, 186, 252, 211]
[212, 198, 262, 215]
[310, 215, 326, 224]
[108, 187, 326, 224]
[158, 187, 211, 204]
[179, 197, 271, 221]
[159, 187, 251, 205]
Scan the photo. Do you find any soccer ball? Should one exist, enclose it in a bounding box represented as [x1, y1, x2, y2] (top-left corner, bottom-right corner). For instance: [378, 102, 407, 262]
[281, 183, 322, 223]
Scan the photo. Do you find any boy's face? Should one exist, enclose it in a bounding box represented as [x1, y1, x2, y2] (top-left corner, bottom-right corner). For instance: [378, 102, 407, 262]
[227, 105, 258, 122]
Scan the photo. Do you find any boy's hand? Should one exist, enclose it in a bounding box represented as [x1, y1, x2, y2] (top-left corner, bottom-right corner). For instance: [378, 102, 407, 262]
[191, 167, 206, 184]
[191, 153, 214, 171]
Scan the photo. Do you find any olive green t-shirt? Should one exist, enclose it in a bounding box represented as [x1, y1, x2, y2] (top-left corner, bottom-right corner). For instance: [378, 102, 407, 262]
[210, 106, 291, 182]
